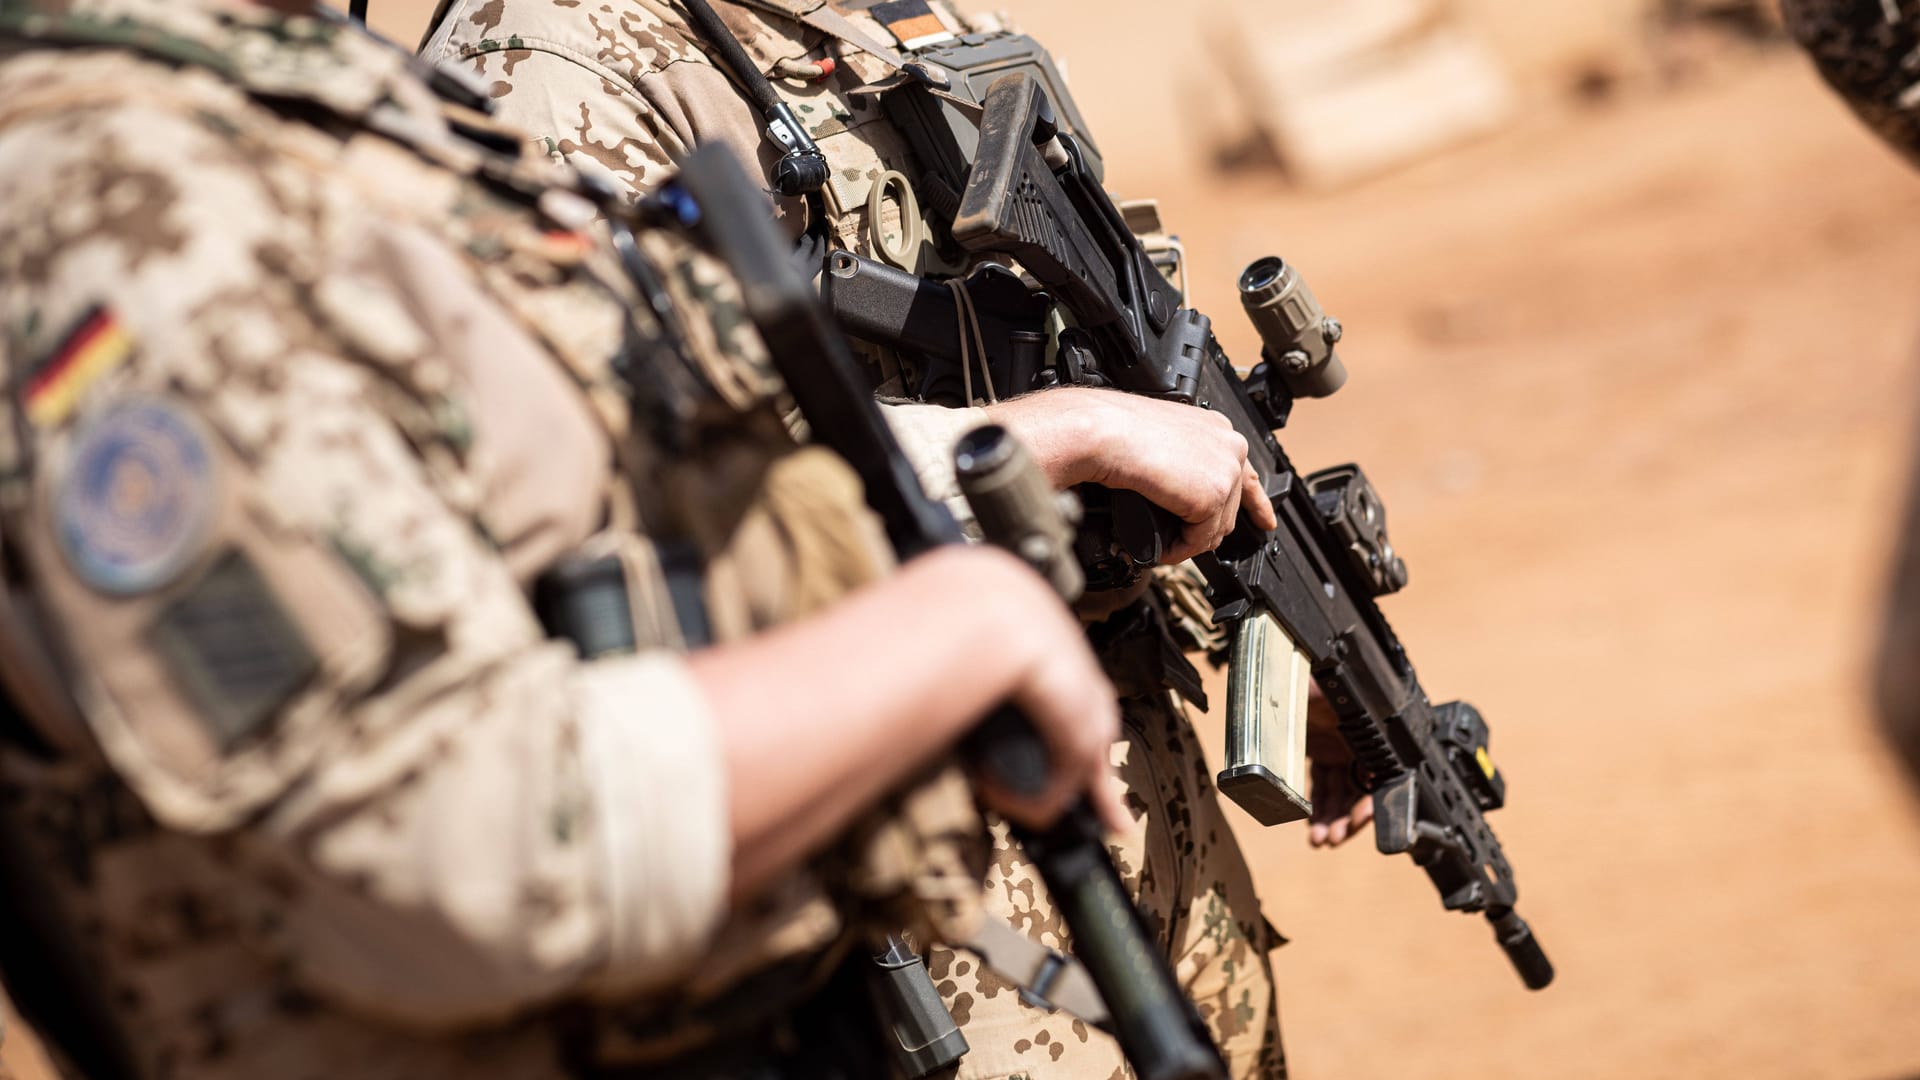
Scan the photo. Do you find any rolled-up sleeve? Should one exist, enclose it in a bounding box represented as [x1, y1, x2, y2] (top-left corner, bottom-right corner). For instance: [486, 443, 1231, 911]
[574, 652, 730, 989]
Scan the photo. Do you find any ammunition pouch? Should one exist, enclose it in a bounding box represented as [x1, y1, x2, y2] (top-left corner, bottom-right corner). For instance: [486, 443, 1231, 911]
[1087, 591, 1208, 711]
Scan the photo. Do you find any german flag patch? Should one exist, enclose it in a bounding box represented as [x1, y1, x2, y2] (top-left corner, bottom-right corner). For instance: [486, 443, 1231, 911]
[869, 0, 954, 50]
[22, 307, 134, 428]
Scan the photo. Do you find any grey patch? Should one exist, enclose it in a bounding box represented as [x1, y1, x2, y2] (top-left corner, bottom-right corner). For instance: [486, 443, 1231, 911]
[148, 551, 318, 751]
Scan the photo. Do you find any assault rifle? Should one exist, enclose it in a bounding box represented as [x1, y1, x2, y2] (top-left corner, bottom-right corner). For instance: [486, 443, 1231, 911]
[647, 146, 1228, 1080]
[823, 73, 1554, 991]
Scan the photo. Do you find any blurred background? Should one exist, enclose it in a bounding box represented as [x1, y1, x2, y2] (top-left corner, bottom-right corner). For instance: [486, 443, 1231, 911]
[11, 1, 1920, 1077]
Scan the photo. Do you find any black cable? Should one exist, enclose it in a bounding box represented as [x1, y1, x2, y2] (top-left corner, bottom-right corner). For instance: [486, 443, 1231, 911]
[678, 0, 829, 196]
[679, 0, 782, 113]
[348, 0, 369, 24]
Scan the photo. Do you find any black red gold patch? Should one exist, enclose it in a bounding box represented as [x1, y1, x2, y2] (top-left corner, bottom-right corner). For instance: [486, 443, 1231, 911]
[22, 306, 134, 428]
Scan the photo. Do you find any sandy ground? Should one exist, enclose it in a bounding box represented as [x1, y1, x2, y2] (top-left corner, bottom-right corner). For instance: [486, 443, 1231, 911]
[12, 5, 1920, 1079]
[1119, 32, 1920, 1080]
[1164, 58, 1920, 1080]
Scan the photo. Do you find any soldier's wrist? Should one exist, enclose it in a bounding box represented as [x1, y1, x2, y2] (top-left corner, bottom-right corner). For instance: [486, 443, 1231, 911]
[983, 386, 1113, 491]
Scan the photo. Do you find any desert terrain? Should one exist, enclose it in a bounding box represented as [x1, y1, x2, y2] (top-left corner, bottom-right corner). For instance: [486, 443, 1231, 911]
[11, 3, 1920, 1078]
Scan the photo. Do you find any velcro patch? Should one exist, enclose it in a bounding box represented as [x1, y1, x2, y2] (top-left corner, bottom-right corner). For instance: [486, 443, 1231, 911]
[54, 398, 218, 596]
[868, 0, 953, 49]
[22, 307, 135, 428]
[148, 551, 319, 752]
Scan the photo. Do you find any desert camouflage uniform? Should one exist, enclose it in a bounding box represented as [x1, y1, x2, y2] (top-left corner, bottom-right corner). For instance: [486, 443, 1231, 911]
[1780, 0, 1920, 784]
[1782, 0, 1920, 162]
[424, 2, 1288, 1076]
[0, 1, 989, 1076]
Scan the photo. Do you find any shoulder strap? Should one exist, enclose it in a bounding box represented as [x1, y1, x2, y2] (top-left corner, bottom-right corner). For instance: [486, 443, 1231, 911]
[725, 0, 911, 69]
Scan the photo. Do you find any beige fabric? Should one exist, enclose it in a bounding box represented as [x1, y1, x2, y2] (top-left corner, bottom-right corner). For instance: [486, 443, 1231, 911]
[882, 400, 992, 530]
[927, 692, 1285, 1077]
[574, 653, 731, 995]
[0, 1, 986, 1075]
[421, 0, 960, 232]
[421, 0, 768, 202]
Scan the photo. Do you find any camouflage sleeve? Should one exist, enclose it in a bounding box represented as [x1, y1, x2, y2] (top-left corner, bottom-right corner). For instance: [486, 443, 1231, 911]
[421, 5, 774, 203]
[880, 401, 990, 528]
[1783, 0, 1920, 164]
[0, 98, 730, 1025]
[446, 47, 687, 193]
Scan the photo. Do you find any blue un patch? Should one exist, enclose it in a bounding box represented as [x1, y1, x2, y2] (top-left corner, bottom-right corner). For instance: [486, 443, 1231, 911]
[55, 398, 218, 596]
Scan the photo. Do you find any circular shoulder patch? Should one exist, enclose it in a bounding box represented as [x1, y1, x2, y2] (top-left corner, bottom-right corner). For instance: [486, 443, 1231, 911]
[54, 398, 219, 596]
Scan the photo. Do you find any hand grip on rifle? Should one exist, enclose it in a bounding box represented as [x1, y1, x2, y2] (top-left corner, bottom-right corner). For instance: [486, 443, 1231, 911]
[650, 145, 1229, 1080]
[938, 70, 1553, 992]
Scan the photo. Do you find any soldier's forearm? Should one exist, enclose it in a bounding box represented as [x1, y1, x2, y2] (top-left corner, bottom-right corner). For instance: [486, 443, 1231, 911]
[690, 545, 1070, 901]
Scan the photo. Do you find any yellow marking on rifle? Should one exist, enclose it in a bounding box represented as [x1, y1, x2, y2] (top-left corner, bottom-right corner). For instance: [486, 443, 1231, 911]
[1476, 746, 1496, 780]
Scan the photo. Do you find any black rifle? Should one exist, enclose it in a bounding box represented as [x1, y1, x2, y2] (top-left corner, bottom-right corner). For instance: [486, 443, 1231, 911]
[824, 72, 1553, 992]
[647, 146, 1227, 1080]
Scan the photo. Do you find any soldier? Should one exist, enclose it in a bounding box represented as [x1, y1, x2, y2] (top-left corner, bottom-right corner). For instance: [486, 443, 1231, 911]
[421, 1, 1378, 1075]
[1780, 0, 1920, 784]
[0, 0, 1131, 1076]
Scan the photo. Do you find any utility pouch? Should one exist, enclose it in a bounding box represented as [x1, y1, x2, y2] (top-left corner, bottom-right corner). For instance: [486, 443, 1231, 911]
[1085, 592, 1207, 710]
[534, 537, 710, 657]
[1217, 612, 1312, 826]
[868, 938, 967, 1078]
[534, 555, 639, 660]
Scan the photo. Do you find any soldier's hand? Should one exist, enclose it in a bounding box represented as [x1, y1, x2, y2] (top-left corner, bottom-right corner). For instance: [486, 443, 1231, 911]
[696, 546, 1127, 899]
[965, 547, 1131, 835]
[1303, 682, 1375, 848]
[987, 387, 1278, 563]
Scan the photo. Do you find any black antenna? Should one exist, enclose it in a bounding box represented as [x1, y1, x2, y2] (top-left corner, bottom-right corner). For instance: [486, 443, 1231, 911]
[679, 0, 829, 198]
[348, 0, 368, 23]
